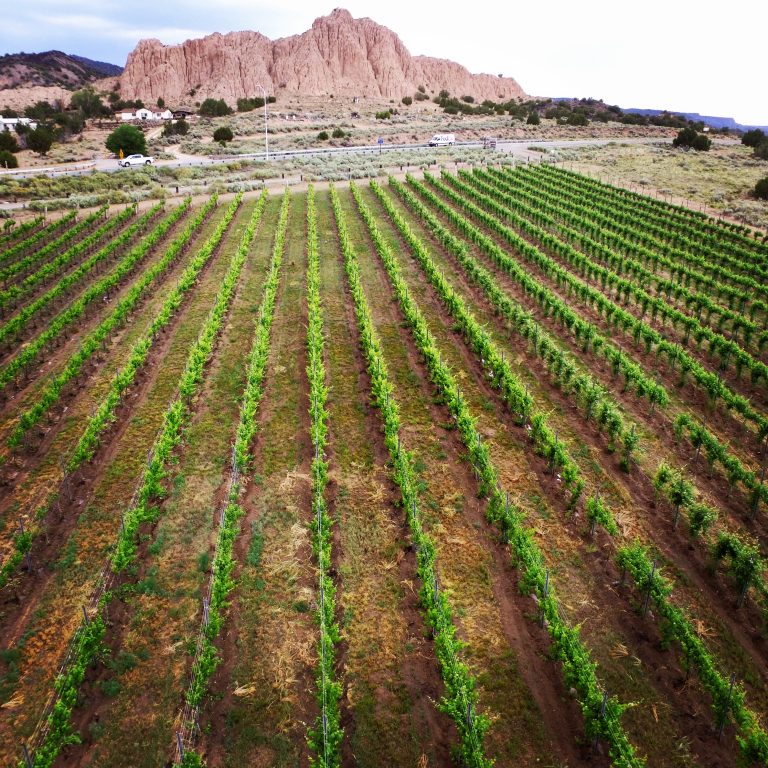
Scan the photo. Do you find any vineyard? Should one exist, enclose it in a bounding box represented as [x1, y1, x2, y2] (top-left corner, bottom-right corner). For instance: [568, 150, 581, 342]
[0, 164, 766, 768]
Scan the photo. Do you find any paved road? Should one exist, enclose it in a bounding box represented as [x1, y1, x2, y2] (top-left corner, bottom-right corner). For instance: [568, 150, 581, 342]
[0, 136, 685, 181]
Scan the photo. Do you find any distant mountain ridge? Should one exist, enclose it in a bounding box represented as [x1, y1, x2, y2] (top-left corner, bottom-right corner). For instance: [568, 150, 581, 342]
[68, 55, 123, 78]
[119, 8, 526, 106]
[623, 108, 768, 133]
[0, 50, 123, 90]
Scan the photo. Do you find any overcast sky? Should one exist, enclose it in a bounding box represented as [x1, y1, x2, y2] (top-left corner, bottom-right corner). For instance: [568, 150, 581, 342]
[2, 0, 765, 125]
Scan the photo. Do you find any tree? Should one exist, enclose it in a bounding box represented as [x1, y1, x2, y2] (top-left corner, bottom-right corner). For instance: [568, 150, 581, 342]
[691, 133, 712, 151]
[741, 128, 765, 148]
[25, 101, 56, 121]
[673, 126, 710, 151]
[0, 132, 19, 153]
[754, 142, 768, 161]
[105, 124, 147, 156]
[162, 118, 188, 138]
[70, 87, 106, 118]
[157, 97, 165, 109]
[199, 98, 232, 117]
[213, 126, 233, 145]
[26, 127, 54, 156]
[567, 112, 589, 126]
[527, 111, 540, 125]
[0, 150, 18, 169]
[755, 177, 768, 200]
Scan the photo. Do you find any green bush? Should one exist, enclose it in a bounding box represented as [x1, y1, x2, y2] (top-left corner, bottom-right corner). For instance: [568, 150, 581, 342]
[755, 177, 768, 200]
[70, 86, 109, 118]
[375, 110, 392, 120]
[692, 133, 712, 151]
[566, 112, 588, 126]
[105, 124, 147, 156]
[754, 141, 768, 161]
[414, 90, 429, 101]
[26, 126, 54, 156]
[236, 96, 275, 112]
[526, 111, 540, 125]
[162, 118, 189, 137]
[213, 126, 234, 144]
[0, 131, 19, 153]
[0, 150, 18, 168]
[331, 127, 346, 138]
[742, 128, 765, 148]
[317, 130, 329, 141]
[673, 126, 711, 151]
[199, 98, 232, 117]
[461, 95, 474, 103]
[401, 96, 413, 106]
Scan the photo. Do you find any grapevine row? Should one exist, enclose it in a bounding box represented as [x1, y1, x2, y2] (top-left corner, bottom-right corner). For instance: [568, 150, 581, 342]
[652, 462, 766, 611]
[0, 212, 77, 266]
[111, 193, 245, 570]
[396, 176, 768, 616]
[444, 170, 768, 391]
[0, 205, 161, 348]
[0, 215, 44, 251]
[0, 199, 190, 395]
[407, 173, 669, 411]
[306, 185, 344, 766]
[617, 544, 768, 765]
[673, 414, 768, 512]
[427, 172, 768, 439]
[368, 179, 591, 497]
[24, 194, 244, 768]
[0, 206, 107, 284]
[175, 189, 283, 768]
[0, 198, 216, 587]
[539, 165, 768, 268]
[0, 204, 139, 315]
[332, 185, 494, 767]
[348, 182, 641, 766]
[503, 166, 768, 314]
[68, 194, 228, 469]
[480, 167, 767, 333]
[4, 197, 195, 447]
[387, 175, 638, 463]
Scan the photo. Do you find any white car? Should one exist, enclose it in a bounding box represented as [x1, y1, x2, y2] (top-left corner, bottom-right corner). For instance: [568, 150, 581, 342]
[118, 154, 154, 167]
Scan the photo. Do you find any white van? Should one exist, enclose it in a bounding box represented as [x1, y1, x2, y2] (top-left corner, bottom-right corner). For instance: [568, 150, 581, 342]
[428, 133, 456, 147]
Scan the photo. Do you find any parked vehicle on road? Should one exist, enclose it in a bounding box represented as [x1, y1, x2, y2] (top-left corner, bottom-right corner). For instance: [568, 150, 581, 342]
[118, 154, 154, 167]
[428, 133, 455, 147]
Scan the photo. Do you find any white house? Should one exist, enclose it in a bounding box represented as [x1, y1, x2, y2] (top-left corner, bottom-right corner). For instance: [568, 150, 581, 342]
[0, 117, 38, 132]
[119, 109, 173, 122]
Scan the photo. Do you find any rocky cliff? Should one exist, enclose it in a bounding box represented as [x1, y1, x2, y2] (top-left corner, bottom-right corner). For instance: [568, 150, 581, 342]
[119, 8, 526, 105]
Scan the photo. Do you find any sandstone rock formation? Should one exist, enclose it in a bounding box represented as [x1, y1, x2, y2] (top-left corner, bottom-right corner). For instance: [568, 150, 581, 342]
[119, 8, 526, 106]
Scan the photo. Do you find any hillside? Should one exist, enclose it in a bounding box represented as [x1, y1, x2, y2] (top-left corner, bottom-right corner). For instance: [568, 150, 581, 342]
[0, 50, 122, 90]
[118, 8, 526, 106]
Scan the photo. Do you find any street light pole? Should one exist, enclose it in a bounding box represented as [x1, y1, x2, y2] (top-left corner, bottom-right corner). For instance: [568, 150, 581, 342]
[255, 84, 269, 160]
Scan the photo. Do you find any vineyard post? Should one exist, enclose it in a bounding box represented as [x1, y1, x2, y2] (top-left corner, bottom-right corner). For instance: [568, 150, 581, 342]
[22, 743, 33, 768]
[176, 731, 185, 760]
[82, 605, 89, 625]
[641, 560, 656, 617]
[540, 569, 549, 627]
[593, 690, 608, 751]
[717, 673, 736, 738]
